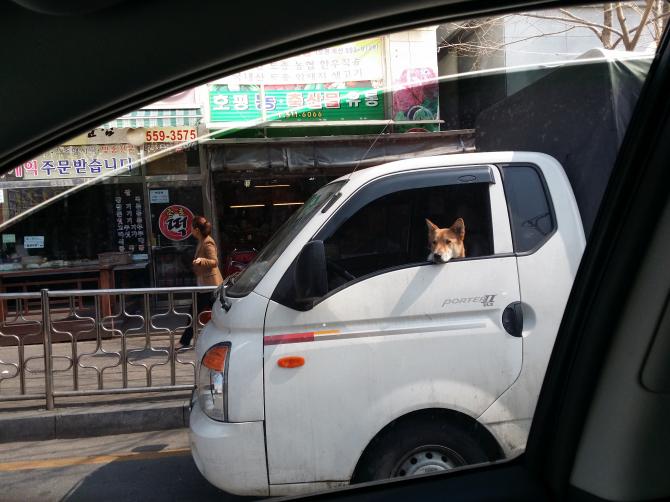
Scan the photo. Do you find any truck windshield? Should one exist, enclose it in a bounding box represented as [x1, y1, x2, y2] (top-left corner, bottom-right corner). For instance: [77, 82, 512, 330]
[226, 180, 346, 297]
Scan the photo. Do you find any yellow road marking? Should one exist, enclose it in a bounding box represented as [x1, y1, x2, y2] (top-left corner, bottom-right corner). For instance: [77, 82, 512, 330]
[0, 447, 190, 472]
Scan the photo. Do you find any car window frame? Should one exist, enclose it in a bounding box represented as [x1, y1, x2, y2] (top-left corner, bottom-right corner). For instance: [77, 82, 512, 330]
[498, 163, 558, 256]
[271, 165, 506, 310]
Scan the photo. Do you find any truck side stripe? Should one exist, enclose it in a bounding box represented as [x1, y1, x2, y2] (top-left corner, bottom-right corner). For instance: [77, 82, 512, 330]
[264, 329, 340, 345]
[263, 321, 488, 346]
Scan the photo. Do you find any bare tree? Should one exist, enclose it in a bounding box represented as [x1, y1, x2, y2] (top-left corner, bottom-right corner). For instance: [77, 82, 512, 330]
[439, 1, 670, 66]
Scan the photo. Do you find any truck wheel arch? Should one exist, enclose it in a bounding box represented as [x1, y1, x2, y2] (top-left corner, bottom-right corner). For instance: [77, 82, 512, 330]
[350, 408, 505, 483]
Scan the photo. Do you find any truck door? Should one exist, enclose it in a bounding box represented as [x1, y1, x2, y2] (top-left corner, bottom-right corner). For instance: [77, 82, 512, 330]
[262, 165, 522, 484]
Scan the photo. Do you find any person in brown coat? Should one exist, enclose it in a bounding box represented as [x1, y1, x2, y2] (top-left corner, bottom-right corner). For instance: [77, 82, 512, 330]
[178, 215, 223, 348]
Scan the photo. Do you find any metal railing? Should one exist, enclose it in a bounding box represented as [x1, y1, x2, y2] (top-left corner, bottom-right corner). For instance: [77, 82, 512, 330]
[0, 286, 216, 410]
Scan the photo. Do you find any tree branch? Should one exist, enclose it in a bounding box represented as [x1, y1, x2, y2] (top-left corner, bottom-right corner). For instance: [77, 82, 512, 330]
[442, 25, 581, 54]
[615, 3, 632, 48]
[559, 7, 603, 25]
[439, 3, 668, 56]
[522, 15, 609, 43]
[520, 11, 623, 38]
[603, 2, 613, 49]
[630, 0, 654, 49]
[497, 26, 580, 48]
[445, 16, 507, 34]
[629, 11, 670, 35]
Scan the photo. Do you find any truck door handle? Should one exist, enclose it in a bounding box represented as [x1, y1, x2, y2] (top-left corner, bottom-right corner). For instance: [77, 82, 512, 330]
[502, 302, 523, 337]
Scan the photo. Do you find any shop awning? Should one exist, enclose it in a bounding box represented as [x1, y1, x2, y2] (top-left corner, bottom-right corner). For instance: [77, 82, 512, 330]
[206, 130, 475, 173]
[100, 109, 202, 128]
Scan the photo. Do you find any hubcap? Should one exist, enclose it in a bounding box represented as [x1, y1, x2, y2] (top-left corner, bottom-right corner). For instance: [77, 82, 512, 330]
[392, 445, 466, 477]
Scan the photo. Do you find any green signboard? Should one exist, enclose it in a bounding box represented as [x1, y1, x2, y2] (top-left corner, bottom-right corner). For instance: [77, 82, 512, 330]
[209, 87, 385, 122]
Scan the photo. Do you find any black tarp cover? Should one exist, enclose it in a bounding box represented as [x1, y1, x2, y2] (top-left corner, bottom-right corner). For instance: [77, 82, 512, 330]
[475, 49, 652, 237]
[207, 132, 475, 174]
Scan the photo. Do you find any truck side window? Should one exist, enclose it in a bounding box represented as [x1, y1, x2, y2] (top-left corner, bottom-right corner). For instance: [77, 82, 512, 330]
[322, 183, 493, 291]
[502, 165, 555, 253]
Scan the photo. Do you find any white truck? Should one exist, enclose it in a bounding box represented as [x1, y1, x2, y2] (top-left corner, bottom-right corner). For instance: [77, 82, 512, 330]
[189, 151, 585, 497]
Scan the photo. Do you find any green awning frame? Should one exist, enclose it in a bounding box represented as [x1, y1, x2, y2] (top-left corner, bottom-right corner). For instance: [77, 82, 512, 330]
[100, 109, 202, 128]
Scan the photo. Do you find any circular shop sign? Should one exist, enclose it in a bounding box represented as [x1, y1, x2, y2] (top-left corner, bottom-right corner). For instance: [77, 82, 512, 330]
[158, 205, 194, 241]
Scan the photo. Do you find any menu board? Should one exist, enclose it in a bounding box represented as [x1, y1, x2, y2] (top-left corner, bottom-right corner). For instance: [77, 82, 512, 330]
[112, 185, 146, 254]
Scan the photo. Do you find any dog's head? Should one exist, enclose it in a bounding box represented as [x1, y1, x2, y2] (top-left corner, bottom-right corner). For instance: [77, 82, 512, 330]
[426, 218, 465, 263]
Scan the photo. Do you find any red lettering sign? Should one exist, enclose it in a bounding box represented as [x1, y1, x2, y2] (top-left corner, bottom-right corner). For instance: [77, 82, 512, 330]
[158, 205, 194, 241]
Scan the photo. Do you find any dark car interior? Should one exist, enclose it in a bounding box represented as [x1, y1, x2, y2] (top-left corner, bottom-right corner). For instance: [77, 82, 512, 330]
[323, 182, 493, 288]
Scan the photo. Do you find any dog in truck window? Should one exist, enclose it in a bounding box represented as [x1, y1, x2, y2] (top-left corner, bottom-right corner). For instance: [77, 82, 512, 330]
[426, 218, 465, 263]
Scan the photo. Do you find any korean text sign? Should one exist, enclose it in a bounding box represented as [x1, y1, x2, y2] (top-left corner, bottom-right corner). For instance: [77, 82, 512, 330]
[209, 88, 384, 122]
[13, 145, 140, 180]
[218, 38, 384, 85]
[159, 205, 194, 241]
[113, 186, 147, 253]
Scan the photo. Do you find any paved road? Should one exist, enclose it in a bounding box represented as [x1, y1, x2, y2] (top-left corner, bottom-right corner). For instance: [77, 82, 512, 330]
[0, 429, 255, 501]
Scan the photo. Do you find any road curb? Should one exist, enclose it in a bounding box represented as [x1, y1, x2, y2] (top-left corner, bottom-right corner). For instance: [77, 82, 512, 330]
[0, 400, 190, 443]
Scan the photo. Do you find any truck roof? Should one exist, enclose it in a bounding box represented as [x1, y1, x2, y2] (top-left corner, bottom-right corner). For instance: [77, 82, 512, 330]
[334, 151, 559, 188]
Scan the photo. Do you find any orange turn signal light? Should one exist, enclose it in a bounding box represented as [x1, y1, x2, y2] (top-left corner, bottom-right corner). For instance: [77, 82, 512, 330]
[198, 310, 212, 324]
[277, 356, 305, 368]
[203, 346, 229, 372]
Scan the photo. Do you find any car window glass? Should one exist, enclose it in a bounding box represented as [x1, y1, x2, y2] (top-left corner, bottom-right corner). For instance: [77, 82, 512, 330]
[502, 165, 555, 252]
[1, 1, 666, 497]
[227, 180, 345, 297]
[322, 182, 493, 291]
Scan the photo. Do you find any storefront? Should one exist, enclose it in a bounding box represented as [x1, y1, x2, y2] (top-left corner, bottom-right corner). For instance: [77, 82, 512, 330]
[0, 119, 206, 297]
[101, 91, 207, 288]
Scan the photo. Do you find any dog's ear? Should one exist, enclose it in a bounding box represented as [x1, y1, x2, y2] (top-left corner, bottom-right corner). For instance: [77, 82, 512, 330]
[425, 218, 438, 234]
[451, 218, 465, 239]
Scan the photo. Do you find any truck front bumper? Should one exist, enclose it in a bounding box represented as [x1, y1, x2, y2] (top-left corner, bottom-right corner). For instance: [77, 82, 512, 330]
[189, 400, 269, 497]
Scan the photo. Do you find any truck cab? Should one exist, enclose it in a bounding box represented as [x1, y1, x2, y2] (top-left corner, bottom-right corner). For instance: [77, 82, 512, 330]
[189, 151, 585, 497]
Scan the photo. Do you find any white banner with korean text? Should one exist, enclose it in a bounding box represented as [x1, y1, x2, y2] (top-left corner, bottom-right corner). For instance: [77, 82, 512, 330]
[216, 37, 384, 85]
[13, 145, 140, 180]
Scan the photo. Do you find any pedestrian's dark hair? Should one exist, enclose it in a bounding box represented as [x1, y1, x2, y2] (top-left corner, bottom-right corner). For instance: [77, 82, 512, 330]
[192, 215, 212, 237]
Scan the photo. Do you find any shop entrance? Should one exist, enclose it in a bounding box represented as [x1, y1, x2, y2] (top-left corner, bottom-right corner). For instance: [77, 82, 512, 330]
[147, 180, 204, 288]
[213, 174, 340, 277]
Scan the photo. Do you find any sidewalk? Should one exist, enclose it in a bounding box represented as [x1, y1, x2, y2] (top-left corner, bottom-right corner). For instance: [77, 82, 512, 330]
[0, 312, 200, 442]
[0, 335, 197, 398]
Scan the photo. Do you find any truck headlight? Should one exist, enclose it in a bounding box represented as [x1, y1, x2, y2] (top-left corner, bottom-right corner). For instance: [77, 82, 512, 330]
[197, 343, 230, 421]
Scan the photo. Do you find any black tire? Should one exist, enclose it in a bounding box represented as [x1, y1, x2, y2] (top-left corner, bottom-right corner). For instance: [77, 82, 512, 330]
[353, 415, 490, 483]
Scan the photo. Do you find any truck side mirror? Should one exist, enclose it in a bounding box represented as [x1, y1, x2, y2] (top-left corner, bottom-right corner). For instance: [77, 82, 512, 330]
[294, 240, 328, 309]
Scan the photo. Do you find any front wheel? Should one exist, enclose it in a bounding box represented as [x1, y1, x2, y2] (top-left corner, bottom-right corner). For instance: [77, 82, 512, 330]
[353, 416, 490, 482]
